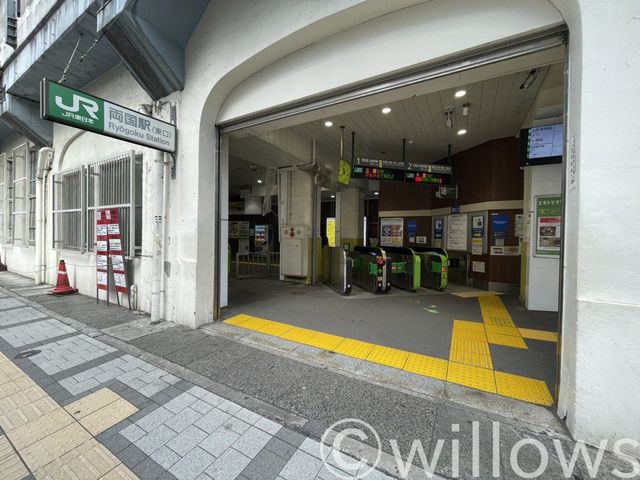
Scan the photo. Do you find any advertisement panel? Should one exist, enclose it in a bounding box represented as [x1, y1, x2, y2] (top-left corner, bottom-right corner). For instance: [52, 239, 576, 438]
[535, 196, 562, 257]
[380, 218, 403, 247]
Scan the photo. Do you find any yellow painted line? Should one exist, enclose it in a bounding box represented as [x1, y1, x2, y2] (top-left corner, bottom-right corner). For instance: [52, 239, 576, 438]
[404, 353, 448, 380]
[366, 345, 409, 369]
[495, 371, 554, 406]
[519, 328, 558, 343]
[451, 290, 504, 298]
[225, 314, 554, 406]
[447, 362, 497, 394]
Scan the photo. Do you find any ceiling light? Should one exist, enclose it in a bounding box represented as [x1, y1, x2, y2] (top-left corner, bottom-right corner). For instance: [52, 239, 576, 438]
[381, 107, 392, 114]
[324, 121, 333, 127]
[257, 179, 263, 183]
[462, 103, 470, 117]
[520, 69, 538, 89]
[330, 194, 335, 198]
[457, 129, 467, 136]
[454, 90, 466, 98]
[374, 192, 379, 196]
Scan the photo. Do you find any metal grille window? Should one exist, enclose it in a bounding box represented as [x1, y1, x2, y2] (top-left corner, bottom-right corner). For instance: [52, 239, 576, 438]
[52, 168, 83, 251]
[52, 151, 142, 256]
[28, 149, 37, 245]
[9, 143, 28, 245]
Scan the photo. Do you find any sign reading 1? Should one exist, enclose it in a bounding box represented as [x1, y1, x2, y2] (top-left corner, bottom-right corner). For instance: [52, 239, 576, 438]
[40, 79, 176, 153]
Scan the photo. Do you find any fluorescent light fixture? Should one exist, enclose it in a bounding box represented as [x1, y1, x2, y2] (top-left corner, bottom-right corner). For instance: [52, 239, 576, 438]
[330, 194, 335, 198]
[324, 121, 333, 127]
[455, 90, 466, 98]
[457, 129, 467, 135]
[381, 107, 392, 114]
[374, 192, 379, 196]
[257, 179, 263, 183]
[520, 69, 538, 89]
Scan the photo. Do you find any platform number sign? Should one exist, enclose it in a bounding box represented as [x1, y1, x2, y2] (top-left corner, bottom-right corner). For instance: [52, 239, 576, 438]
[41, 79, 176, 153]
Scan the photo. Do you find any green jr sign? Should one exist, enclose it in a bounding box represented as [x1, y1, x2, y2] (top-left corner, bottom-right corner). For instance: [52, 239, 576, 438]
[40, 79, 176, 153]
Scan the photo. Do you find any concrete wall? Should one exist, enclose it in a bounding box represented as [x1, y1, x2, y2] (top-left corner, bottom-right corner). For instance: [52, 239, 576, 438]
[522, 164, 562, 311]
[42, 65, 157, 312]
[550, 0, 640, 457]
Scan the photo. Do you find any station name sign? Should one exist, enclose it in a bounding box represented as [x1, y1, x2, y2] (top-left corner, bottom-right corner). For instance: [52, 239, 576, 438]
[352, 157, 452, 184]
[40, 79, 176, 153]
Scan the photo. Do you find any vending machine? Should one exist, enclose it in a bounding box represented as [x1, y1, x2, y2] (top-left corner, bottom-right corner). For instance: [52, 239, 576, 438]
[254, 225, 273, 253]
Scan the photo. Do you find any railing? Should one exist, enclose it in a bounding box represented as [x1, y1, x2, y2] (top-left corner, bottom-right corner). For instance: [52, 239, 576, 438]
[235, 252, 280, 280]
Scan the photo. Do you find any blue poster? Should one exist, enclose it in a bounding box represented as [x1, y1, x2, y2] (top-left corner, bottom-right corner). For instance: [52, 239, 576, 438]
[407, 220, 417, 238]
[434, 219, 443, 239]
[492, 214, 509, 238]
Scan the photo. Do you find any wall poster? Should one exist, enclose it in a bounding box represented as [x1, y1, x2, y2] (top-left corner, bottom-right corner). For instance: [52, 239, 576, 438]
[380, 218, 403, 247]
[535, 195, 562, 257]
[492, 213, 509, 238]
[446, 214, 468, 251]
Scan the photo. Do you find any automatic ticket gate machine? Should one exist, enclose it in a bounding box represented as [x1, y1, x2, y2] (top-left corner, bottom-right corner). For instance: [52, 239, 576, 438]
[412, 247, 448, 290]
[382, 246, 421, 292]
[351, 246, 391, 293]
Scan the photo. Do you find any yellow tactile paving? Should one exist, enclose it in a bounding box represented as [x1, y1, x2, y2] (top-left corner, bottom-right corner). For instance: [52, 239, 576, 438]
[235, 316, 268, 330]
[224, 314, 253, 326]
[479, 295, 513, 321]
[449, 348, 493, 369]
[495, 371, 554, 406]
[450, 337, 491, 356]
[333, 339, 376, 359]
[483, 316, 517, 327]
[256, 321, 295, 337]
[0, 352, 140, 480]
[451, 290, 503, 298]
[519, 328, 558, 343]
[403, 353, 448, 380]
[366, 345, 409, 369]
[280, 326, 320, 344]
[484, 324, 521, 337]
[65, 388, 121, 420]
[447, 362, 497, 393]
[303, 332, 345, 351]
[486, 332, 528, 349]
[452, 320, 488, 341]
[80, 398, 139, 436]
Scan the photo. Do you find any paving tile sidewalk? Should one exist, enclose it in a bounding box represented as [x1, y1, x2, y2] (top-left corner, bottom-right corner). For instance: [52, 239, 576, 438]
[0, 278, 403, 480]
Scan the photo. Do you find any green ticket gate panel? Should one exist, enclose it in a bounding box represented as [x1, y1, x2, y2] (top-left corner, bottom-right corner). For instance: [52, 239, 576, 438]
[412, 247, 448, 290]
[351, 246, 390, 293]
[381, 246, 421, 292]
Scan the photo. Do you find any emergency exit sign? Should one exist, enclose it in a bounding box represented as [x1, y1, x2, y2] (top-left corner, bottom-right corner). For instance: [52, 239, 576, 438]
[40, 79, 176, 153]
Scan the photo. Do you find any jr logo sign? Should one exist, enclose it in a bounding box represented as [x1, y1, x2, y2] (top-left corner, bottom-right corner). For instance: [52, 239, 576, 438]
[55, 93, 100, 120]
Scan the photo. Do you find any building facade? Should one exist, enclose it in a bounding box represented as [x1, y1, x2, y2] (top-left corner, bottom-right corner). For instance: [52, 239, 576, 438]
[0, 0, 638, 459]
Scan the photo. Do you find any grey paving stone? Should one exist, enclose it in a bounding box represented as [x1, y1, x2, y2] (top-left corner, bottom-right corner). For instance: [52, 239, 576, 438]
[165, 392, 198, 414]
[204, 448, 251, 480]
[275, 428, 306, 448]
[234, 408, 261, 426]
[199, 426, 241, 458]
[200, 391, 224, 407]
[255, 417, 282, 436]
[217, 399, 242, 416]
[191, 399, 214, 415]
[241, 448, 290, 480]
[165, 407, 202, 433]
[194, 409, 230, 434]
[231, 426, 272, 459]
[119, 443, 150, 470]
[223, 416, 250, 435]
[136, 424, 178, 455]
[166, 425, 208, 456]
[265, 437, 298, 460]
[187, 386, 209, 398]
[132, 456, 168, 480]
[169, 447, 216, 480]
[121, 423, 147, 443]
[101, 434, 132, 455]
[137, 406, 175, 433]
[150, 445, 182, 471]
[278, 449, 324, 480]
[299, 438, 323, 459]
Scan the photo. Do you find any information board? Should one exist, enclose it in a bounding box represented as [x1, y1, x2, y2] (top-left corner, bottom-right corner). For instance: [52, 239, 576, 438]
[96, 209, 130, 301]
[447, 214, 468, 251]
[351, 165, 405, 181]
[535, 195, 562, 257]
[380, 218, 403, 247]
[528, 124, 564, 159]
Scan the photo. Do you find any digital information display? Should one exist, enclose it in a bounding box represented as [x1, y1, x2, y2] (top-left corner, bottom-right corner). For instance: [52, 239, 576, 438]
[528, 124, 564, 159]
[352, 158, 451, 185]
[405, 171, 446, 184]
[351, 165, 405, 182]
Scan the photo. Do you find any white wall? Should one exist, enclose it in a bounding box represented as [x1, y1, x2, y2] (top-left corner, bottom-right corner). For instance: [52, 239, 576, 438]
[45, 65, 157, 312]
[551, 0, 640, 457]
[524, 164, 562, 311]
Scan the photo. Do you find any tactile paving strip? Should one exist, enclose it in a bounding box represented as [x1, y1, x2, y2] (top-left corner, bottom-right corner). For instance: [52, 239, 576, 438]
[494, 371, 554, 406]
[449, 348, 493, 369]
[366, 345, 409, 369]
[302, 332, 345, 351]
[486, 332, 527, 349]
[333, 339, 376, 359]
[519, 328, 558, 343]
[447, 362, 496, 393]
[256, 321, 295, 337]
[404, 353, 448, 380]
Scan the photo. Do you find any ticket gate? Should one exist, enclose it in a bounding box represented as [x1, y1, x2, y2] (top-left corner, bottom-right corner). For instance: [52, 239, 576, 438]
[351, 246, 390, 293]
[412, 247, 448, 290]
[382, 246, 421, 292]
[322, 246, 353, 295]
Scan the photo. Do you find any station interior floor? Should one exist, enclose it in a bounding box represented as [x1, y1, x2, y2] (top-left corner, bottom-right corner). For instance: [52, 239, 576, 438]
[224, 278, 559, 406]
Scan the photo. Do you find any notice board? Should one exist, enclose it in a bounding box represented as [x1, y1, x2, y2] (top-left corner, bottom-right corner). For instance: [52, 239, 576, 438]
[447, 214, 468, 251]
[535, 195, 562, 257]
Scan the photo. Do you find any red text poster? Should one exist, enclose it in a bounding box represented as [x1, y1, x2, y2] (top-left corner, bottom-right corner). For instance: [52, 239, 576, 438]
[96, 210, 109, 290]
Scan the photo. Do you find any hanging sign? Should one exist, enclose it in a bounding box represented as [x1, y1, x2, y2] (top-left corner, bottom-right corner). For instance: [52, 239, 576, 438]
[535, 195, 562, 257]
[41, 79, 176, 153]
[380, 218, 403, 247]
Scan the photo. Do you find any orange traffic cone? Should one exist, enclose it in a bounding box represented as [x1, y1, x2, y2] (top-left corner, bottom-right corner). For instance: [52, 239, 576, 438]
[51, 260, 78, 295]
[0, 254, 6, 271]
